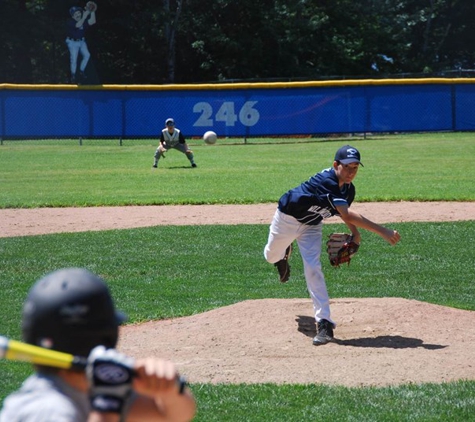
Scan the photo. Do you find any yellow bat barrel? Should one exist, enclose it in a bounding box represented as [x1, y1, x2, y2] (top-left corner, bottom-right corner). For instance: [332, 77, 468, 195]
[0, 336, 86, 369]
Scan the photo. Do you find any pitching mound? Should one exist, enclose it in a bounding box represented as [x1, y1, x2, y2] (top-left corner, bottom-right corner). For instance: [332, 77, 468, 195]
[118, 297, 475, 387]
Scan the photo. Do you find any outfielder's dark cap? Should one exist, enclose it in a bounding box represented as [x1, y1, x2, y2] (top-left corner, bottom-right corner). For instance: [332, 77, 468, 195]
[334, 145, 364, 166]
[165, 118, 175, 125]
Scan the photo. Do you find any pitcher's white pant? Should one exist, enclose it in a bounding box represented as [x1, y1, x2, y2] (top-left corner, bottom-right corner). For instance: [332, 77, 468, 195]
[264, 208, 335, 326]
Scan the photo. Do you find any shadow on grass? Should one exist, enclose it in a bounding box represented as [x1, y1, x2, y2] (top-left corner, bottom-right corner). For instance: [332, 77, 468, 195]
[151, 166, 197, 170]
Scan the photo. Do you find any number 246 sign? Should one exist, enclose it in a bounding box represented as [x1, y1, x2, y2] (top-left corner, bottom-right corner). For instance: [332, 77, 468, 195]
[193, 101, 259, 127]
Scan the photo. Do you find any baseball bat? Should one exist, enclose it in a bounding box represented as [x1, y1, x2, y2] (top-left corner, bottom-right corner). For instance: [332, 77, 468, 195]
[0, 335, 87, 370]
[0, 335, 187, 393]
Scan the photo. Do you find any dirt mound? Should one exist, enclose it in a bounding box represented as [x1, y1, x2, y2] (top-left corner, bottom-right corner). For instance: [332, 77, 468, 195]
[118, 298, 475, 386]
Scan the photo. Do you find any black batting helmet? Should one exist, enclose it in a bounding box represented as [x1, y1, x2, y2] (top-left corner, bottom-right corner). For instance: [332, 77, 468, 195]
[22, 268, 126, 358]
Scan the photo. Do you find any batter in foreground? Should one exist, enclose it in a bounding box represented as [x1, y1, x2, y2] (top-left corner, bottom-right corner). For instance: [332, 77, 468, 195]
[264, 145, 400, 345]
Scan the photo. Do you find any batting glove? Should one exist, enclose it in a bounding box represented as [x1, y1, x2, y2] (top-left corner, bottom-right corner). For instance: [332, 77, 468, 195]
[86, 346, 135, 414]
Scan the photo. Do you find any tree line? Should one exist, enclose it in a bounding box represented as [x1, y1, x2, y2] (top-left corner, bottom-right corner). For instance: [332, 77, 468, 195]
[1, 0, 474, 84]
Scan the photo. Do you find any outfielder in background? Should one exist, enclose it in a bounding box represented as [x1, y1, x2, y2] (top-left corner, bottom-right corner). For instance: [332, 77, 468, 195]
[153, 118, 197, 168]
[264, 145, 401, 346]
[66, 2, 97, 84]
[0, 268, 196, 422]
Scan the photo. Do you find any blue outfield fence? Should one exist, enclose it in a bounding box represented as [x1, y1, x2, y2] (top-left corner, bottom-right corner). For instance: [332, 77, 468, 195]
[1, 79, 475, 139]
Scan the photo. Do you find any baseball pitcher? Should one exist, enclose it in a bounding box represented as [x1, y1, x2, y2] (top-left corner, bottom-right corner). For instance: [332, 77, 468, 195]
[264, 145, 400, 346]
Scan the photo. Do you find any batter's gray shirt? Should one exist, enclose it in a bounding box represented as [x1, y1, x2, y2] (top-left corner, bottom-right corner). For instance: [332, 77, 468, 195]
[0, 372, 90, 422]
[1, 372, 137, 421]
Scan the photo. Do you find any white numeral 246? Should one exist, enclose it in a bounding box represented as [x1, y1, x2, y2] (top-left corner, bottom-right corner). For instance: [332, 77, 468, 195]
[193, 101, 260, 127]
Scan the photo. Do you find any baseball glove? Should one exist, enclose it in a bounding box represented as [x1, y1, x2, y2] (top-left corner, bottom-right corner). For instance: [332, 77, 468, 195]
[326, 233, 360, 267]
[85, 1, 97, 12]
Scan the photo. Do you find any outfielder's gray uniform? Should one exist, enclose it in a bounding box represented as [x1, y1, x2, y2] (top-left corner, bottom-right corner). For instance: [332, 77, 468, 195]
[153, 128, 196, 167]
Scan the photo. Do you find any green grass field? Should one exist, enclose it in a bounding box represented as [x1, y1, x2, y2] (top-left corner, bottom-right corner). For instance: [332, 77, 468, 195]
[1, 133, 474, 420]
[1, 132, 474, 207]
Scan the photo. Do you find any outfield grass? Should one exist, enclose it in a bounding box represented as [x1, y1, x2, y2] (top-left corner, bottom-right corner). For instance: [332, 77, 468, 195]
[1, 132, 474, 207]
[1, 133, 474, 420]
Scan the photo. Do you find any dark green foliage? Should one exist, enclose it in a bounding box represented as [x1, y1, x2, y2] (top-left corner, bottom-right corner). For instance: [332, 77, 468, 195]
[1, 0, 475, 83]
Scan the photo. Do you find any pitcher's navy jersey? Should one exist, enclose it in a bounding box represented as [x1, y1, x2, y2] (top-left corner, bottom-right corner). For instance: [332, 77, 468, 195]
[278, 167, 355, 225]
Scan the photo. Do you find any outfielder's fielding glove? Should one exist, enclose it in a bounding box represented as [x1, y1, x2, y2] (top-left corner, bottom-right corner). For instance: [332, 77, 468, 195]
[86, 1, 97, 12]
[326, 233, 360, 267]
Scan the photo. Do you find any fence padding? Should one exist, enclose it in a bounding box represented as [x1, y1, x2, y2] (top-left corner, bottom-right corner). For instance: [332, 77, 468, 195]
[1, 79, 475, 138]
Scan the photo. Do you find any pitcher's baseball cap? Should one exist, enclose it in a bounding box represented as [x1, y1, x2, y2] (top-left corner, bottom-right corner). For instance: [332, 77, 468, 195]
[334, 145, 363, 166]
[165, 118, 175, 126]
